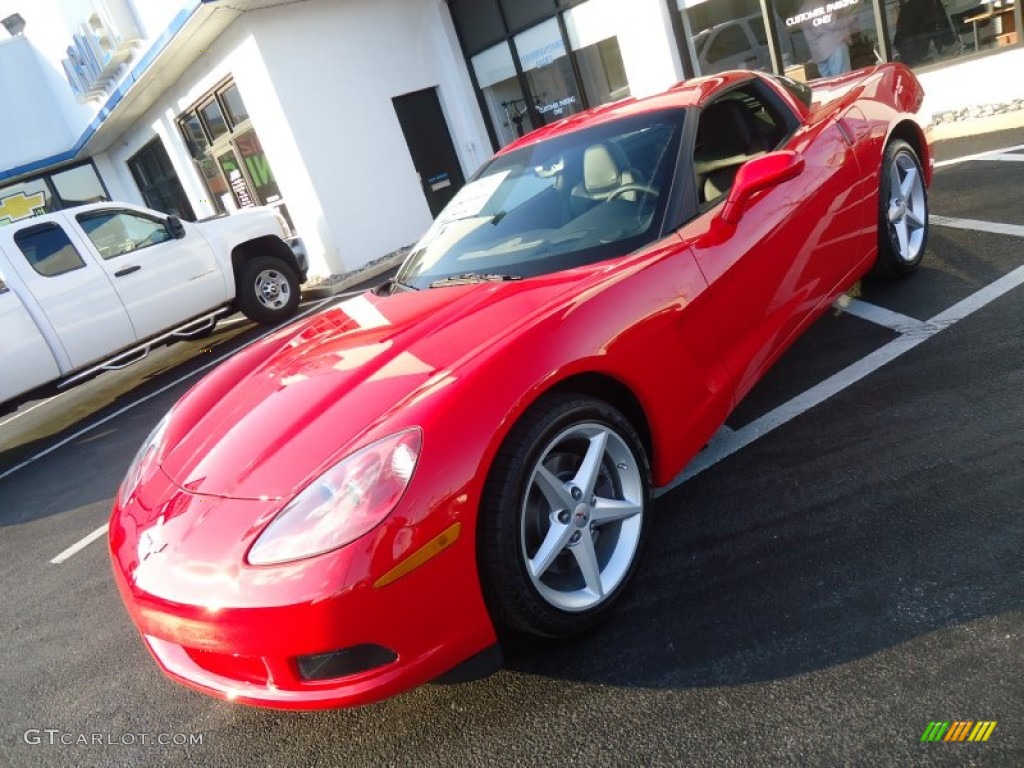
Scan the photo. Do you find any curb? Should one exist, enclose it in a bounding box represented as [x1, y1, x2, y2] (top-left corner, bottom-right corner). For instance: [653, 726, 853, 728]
[301, 248, 409, 300]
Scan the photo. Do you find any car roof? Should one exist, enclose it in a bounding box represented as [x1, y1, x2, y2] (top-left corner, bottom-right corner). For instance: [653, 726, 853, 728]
[499, 70, 762, 154]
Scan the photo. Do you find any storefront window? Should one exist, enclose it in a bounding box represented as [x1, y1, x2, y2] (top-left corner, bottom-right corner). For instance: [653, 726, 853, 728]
[514, 18, 584, 123]
[678, 0, 779, 75]
[564, 0, 631, 104]
[780, 0, 879, 78]
[179, 79, 283, 215]
[0, 163, 108, 228]
[51, 164, 108, 207]
[221, 84, 250, 126]
[128, 138, 195, 220]
[472, 42, 536, 146]
[884, 0, 1016, 67]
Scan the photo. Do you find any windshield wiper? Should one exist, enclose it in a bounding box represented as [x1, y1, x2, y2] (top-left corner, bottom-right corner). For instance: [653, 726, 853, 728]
[428, 273, 523, 288]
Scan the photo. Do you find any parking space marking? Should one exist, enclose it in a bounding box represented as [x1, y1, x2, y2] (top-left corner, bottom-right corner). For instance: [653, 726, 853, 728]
[833, 295, 928, 333]
[659, 260, 1024, 493]
[50, 524, 107, 564]
[932, 215, 1024, 239]
[933, 143, 1024, 168]
[0, 393, 62, 429]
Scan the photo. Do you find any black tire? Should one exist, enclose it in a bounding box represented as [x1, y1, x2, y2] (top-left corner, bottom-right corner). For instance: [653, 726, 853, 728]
[873, 139, 928, 278]
[236, 256, 300, 324]
[477, 394, 651, 639]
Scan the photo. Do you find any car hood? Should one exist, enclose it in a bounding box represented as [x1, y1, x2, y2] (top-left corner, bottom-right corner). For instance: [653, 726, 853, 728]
[158, 278, 576, 500]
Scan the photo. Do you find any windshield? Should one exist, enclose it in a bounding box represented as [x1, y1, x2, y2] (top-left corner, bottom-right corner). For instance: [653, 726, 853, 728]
[395, 108, 686, 290]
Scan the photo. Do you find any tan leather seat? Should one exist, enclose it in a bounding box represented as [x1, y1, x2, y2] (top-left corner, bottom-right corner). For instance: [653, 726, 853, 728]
[570, 143, 639, 217]
[693, 100, 769, 203]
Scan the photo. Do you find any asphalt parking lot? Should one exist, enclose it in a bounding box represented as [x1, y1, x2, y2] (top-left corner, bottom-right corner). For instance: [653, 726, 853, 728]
[1, 129, 1022, 767]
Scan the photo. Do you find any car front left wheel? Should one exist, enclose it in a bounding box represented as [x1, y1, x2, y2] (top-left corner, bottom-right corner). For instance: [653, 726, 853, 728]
[478, 394, 650, 639]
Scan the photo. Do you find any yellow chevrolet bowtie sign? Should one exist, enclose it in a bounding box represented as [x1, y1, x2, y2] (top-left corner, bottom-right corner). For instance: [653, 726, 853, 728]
[0, 191, 47, 225]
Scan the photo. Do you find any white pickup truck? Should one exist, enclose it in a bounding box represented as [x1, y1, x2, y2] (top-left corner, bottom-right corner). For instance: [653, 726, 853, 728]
[0, 201, 308, 411]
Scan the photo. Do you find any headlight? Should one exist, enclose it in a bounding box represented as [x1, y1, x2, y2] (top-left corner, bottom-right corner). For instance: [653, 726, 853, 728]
[117, 412, 171, 509]
[247, 428, 422, 566]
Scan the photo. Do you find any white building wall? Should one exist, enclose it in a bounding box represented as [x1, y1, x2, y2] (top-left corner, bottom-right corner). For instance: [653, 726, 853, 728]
[0, 37, 77, 169]
[576, 0, 686, 98]
[241, 0, 493, 274]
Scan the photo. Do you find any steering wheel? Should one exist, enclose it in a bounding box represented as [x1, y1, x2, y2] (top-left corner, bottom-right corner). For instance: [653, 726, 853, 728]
[606, 184, 659, 202]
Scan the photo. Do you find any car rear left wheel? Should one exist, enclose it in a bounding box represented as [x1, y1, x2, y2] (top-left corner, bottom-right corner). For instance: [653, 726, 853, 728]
[478, 394, 650, 639]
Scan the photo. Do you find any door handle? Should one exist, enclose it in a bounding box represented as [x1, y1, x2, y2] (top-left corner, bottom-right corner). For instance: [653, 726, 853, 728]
[115, 265, 141, 277]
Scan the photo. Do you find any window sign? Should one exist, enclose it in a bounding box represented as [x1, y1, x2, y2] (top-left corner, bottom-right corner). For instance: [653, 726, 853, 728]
[218, 152, 256, 210]
[235, 130, 281, 204]
[515, 18, 568, 71]
[514, 19, 583, 123]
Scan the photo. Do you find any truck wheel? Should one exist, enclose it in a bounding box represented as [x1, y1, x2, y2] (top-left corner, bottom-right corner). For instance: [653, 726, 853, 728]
[237, 256, 300, 324]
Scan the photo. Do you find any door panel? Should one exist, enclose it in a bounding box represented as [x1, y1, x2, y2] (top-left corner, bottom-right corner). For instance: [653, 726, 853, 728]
[392, 88, 466, 217]
[2, 219, 135, 370]
[74, 209, 227, 340]
[683, 120, 865, 404]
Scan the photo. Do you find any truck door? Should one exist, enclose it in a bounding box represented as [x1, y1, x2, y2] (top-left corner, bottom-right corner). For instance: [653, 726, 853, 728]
[0, 267, 61, 403]
[73, 208, 227, 340]
[2, 221, 135, 371]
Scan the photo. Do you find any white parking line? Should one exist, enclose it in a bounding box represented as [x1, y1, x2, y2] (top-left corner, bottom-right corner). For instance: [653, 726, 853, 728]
[933, 143, 1024, 168]
[50, 524, 107, 564]
[833, 295, 929, 334]
[932, 215, 1024, 239]
[0, 393, 63, 429]
[658, 260, 1024, 494]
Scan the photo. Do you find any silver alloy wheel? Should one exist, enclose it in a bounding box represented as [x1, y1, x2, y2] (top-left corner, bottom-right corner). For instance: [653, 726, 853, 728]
[520, 422, 645, 612]
[887, 150, 927, 263]
[254, 268, 291, 310]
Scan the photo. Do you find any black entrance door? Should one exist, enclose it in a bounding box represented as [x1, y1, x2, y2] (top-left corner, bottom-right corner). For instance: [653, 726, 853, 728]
[392, 88, 466, 218]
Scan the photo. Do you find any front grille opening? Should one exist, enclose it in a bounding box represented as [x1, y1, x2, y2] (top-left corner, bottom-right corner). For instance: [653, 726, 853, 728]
[296, 644, 397, 681]
[185, 648, 269, 686]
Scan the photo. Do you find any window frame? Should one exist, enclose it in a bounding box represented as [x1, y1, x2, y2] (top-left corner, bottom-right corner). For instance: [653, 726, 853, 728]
[14, 222, 88, 278]
[76, 208, 174, 261]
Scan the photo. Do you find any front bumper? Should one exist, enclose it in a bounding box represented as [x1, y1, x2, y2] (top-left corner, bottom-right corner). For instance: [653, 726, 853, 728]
[109, 488, 497, 710]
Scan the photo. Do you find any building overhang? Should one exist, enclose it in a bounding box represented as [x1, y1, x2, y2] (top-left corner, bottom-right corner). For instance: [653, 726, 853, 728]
[1, 0, 306, 184]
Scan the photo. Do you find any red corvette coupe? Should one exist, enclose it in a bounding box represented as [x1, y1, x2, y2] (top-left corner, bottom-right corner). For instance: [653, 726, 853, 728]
[110, 65, 930, 709]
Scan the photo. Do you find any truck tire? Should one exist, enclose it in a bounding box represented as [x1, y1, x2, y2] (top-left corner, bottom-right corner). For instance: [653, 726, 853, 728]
[236, 256, 300, 324]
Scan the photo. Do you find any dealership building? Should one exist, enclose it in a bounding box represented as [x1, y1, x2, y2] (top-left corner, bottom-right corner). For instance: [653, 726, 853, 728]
[1, 0, 1022, 278]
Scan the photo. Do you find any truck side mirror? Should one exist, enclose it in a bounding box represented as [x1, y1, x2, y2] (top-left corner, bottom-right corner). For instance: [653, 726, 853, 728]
[167, 216, 186, 239]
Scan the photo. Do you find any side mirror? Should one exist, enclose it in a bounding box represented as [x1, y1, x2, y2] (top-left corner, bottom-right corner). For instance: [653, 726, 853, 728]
[720, 151, 805, 224]
[167, 215, 186, 239]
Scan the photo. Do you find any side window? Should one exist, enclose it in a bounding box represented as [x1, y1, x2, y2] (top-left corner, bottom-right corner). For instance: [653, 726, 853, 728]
[14, 224, 86, 277]
[77, 212, 172, 260]
[692, 85, 793, 205]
